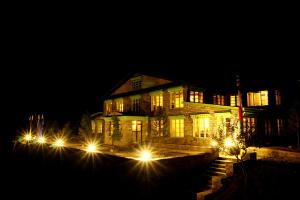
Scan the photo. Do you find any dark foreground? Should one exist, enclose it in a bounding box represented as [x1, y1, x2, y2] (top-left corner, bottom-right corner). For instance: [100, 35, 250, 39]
[0, 143, 214, 200]
[208, 160, 300, 200]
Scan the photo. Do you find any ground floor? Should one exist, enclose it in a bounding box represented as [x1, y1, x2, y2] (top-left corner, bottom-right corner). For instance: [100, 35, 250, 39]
[91, 111, 239, 149]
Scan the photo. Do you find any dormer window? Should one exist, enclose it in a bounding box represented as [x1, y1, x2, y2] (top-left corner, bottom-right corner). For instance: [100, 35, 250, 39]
[131, 76, 142, 89]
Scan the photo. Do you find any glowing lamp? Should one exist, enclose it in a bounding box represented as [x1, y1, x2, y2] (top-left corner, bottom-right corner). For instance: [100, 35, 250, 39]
[140, 150, 152, 162]
[224, 138, 234, 148]
[37, 136, 46, 144]
[24, 134, 32, 141]
[55, 139, 64, 147]
[86, 143, 97, 153]
[211, 140, 218, 147]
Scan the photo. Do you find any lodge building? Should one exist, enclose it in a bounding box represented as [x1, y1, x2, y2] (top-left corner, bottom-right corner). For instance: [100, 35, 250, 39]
[91, 73, 290, 149]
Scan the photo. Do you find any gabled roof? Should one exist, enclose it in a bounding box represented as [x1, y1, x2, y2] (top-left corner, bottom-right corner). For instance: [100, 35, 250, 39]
[108, 72, 174, 96]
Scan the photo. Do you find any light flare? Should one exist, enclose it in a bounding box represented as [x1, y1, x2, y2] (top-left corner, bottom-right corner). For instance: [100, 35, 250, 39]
[86, 143, 98, 153]
[211, 139, 218, 147]
[224, 137, 234, 148]
[140, 150, 152, 162]
[37, 136, 46, 144]
[24, 134, 32, 142]
[55, 138, 65, 147]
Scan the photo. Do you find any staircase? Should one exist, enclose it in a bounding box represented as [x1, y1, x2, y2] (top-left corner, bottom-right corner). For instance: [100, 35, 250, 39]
[197, 157, 234, 200]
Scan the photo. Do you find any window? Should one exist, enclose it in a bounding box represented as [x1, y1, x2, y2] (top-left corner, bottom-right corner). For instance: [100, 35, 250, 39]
[213, 95, 225, 105]
[193, 117, 209, 138]
[96, 121, 103, 134]
[230, 95, 240, 107]
[265, 119, 272, 136]
[190, 91, 203, 103]
[275, 90, 281, 105]
[151, 94, 163, 111]
[170, 119, 184, 137]
[132, 98, 140, 113]
[91, 120, 96, 133]
[247, 90, 268, 106]
[132, 120, 142, 132]
[277, 119, 284, 136]
[116, 99, 123, 112]
[132, 120, 142, 141]
[132, 80, 142, 89]
[243, 117, 256, 136]
[170, 90, 184, 109]
[152, 120, 164, 136]
[106, 101, 112, 114]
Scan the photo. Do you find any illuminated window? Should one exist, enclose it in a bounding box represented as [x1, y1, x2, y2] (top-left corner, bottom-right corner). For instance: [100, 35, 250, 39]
[230, 95, 240, 107]
[277, 119, 284, 136]
[91, 120, 96, 133]
[132, 120, 142, 142]
[151, 94, 163, 111]
[190, 91, 203, 103]
[247, 90, 268, 106]
[170, 90, 184, 109]
[116, 99, 123, 112]
[243, 117, 256, 136]
[170, 119, 184, 137]
[275, 90, 281, 105]
[193, 117, 209, 138]
[96, 121, 103, 134]
[152, 120, 164, 136]
[132, 99, 140, 113]
[213, 95, 224, 105]
[106, 101, 112, 114]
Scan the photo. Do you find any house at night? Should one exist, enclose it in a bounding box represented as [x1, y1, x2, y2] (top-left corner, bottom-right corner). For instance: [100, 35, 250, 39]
[91, 73, 296, 149]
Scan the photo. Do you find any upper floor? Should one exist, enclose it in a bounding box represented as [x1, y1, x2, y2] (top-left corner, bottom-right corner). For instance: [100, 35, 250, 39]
[102, 73, 286, 116]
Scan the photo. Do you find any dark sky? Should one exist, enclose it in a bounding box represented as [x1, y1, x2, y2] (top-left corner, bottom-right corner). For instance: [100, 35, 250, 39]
[2, 10, 299, 134]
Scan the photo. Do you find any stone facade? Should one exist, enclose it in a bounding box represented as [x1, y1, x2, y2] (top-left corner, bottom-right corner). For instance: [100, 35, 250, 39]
[92, 74, 239, 149]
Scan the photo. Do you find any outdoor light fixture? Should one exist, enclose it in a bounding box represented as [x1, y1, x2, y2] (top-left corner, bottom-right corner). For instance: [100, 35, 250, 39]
[140, 150, 152, 162]
[37, 136, 46, 144]
[224, 137, 234, 148]
[24, 134, 32, 142]
[55, 138, 64, 147]
[211, 139, 218, 147]
[86, 143, 98, 153]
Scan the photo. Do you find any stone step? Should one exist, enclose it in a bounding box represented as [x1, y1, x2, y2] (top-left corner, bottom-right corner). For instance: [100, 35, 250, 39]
[207, 170, 226, 176]
[211, 162, 226, 167]
[214, 159, 233, 164]
[209, 166, 226, 173]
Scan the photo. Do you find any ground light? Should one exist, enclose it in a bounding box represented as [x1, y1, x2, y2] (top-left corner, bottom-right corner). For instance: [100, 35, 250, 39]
[37, 136, 46, 144]
[24, 134, 32, 142]
[86, 143, 98, 153]
[211, 139, 218, 147]
[54, 138, 65, 147]
[224, 137, 234, 148]
[139, 150, 152, 162]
